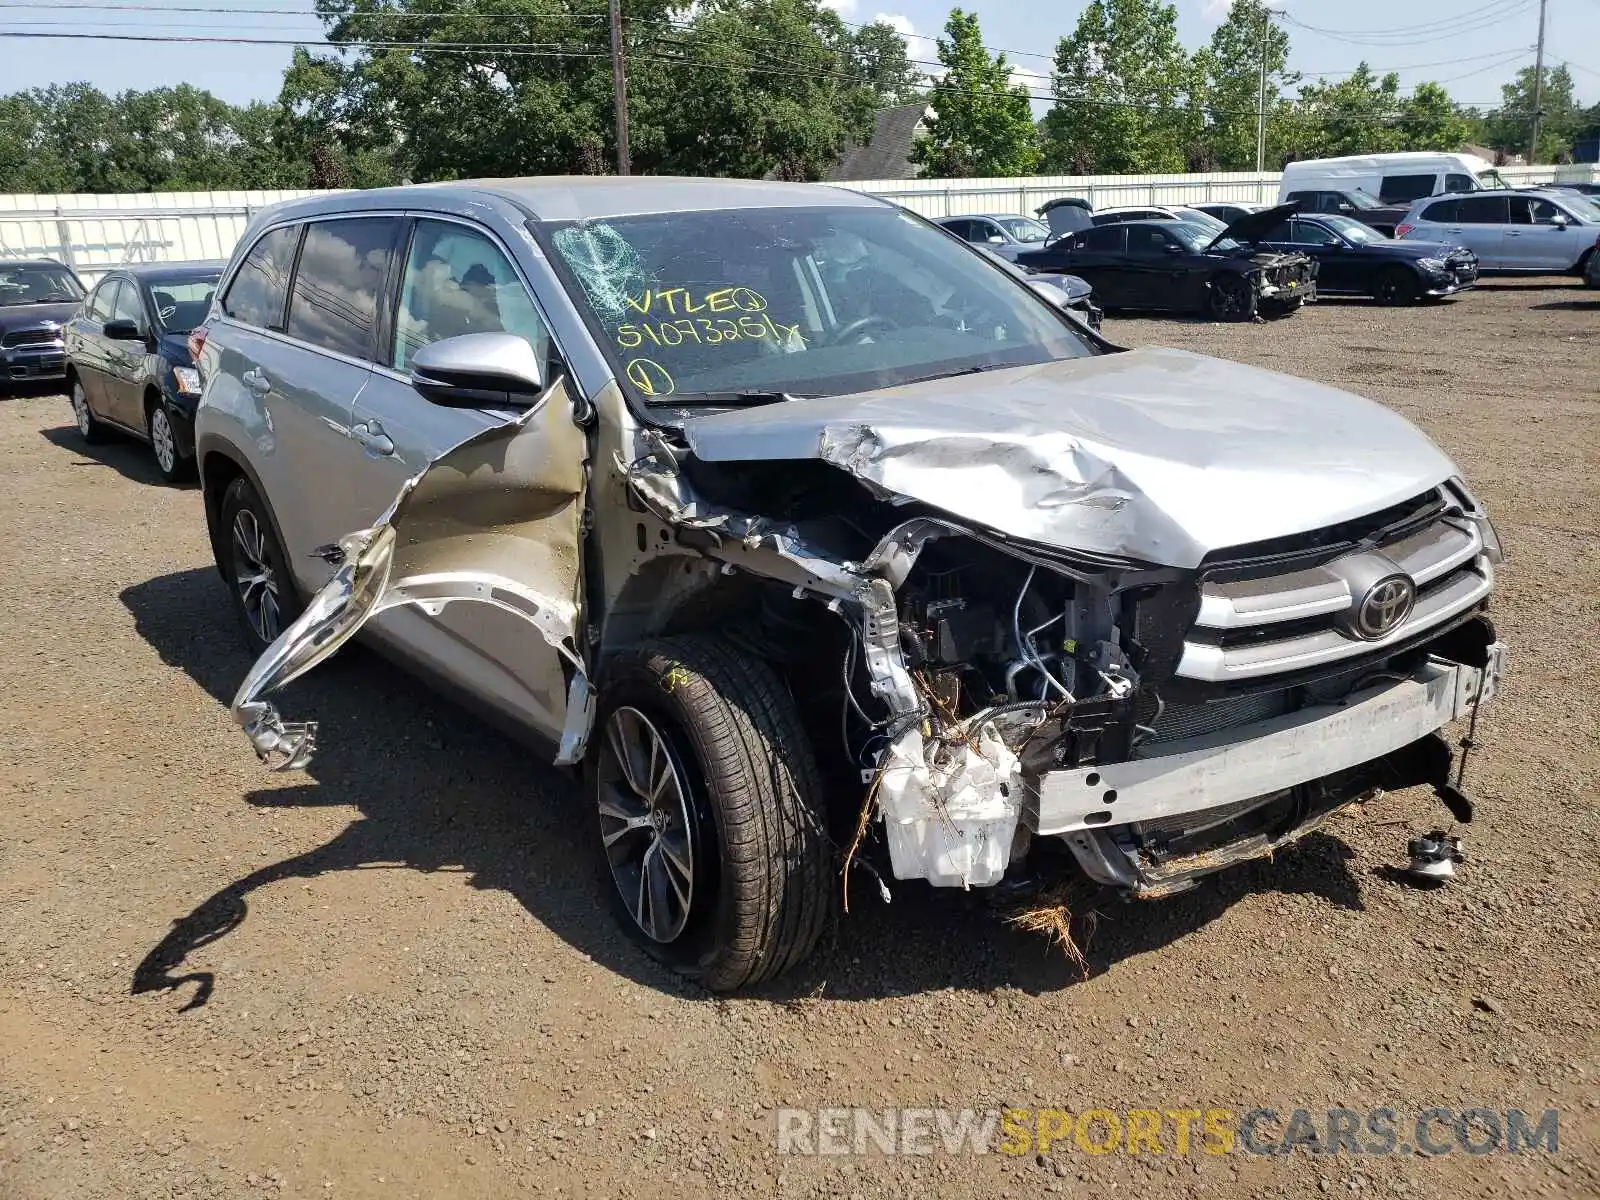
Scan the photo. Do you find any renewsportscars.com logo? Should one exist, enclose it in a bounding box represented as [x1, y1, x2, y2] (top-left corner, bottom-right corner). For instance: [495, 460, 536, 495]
[775, 1107, 1561, 1158]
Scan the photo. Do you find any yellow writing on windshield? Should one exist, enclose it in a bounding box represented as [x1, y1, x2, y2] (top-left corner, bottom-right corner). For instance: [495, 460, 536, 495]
[625, 357, 676, 397]
[624, 287, 768, 315]
[616, 313, 806, 349]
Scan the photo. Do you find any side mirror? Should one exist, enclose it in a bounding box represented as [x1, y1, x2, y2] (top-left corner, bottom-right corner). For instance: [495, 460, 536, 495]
[1338, 203, 1354, 213]
[1029, 281, 1068, 307]
[409, 332, 547, 409]
[104, 318, 143, 341]
[987, 234, 1006, 245]
[1549, 213, 1569, 227]
[1164, 242, 1184, 254]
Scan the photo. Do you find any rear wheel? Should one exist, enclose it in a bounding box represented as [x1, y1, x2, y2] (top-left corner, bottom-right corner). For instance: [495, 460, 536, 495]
[1374, 266, 1420, 306]
[219, 476, 298, 653]
[590, 635, 834, 992]
[69, 376, 109, 444]
[1207, 274, 1258, 321]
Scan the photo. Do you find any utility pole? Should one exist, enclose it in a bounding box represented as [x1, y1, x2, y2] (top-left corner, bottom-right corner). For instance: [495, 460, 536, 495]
[1255, 5, 1271, 173]
[1528, 0, 1547, 163]
[609, 0, 630, 175]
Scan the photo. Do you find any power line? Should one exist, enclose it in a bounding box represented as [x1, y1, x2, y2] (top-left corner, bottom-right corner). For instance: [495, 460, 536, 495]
[1281, 2, 1535, 48]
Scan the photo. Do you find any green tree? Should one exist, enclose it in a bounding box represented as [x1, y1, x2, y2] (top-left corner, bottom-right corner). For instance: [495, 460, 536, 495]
[1043, 0, 1195, 174]
[1280, 64, 1402, 160]
[849, 18, 925, 106]
[1396, 81, 1469, 153]
[1192, 0, 1293, 170]
[910, 8, 1040, 178]
[1483, 64, 1582, 162]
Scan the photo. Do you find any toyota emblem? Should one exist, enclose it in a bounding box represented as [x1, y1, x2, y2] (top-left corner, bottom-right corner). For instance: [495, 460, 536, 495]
[1353, 575, 1416, 640]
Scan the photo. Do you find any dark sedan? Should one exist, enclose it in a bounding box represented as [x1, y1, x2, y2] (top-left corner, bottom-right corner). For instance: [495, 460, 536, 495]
[976, 247, 1103, 329]
[1015, 204, 1316, 321]
[1253, 213, 1476, 304]
[63, 261, 223, 482]
[0, 258, 86, 389]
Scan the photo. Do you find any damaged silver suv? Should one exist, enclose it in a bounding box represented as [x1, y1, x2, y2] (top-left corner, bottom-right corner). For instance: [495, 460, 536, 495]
[194, 178, 1506, 991]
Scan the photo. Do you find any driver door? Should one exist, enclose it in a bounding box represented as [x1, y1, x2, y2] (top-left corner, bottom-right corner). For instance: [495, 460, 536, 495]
[1122, 225, 1193, 310]
[347, 215, 584, 744]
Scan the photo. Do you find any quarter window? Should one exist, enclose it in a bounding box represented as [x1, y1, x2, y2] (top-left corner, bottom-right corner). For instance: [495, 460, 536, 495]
[285, 217, 399, 361]
[392, 220, 550, 373]
[222, 225, 299, 329]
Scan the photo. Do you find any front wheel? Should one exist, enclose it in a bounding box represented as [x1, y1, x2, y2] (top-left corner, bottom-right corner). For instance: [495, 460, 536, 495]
[590, 635, 834, 992]
[1207, 274, 1258, 322]
[148, 401, 193, 484]
[1374, 266, 1420, 306]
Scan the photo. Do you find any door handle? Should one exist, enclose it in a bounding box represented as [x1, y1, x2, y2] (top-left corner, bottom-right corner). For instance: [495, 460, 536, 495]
[242, 367, 272, 394]
[352, 420, 395, 456]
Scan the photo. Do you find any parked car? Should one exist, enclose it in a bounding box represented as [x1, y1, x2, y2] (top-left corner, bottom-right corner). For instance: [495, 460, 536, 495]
[1536, 181, 1600, 198]
[1283, 188, 1409, 237]
[975, 246, 1104, 329]
[199, 179, 1503, 991]
[63, 261, 223, 482]
[0, 258, 85, 389]
[1395, 189, 1600, 274]
[1193, 201, 1271, 224]
[1015, 205, 1317, 320]
[1091, 205, 1227, 233]
[932, 213, 1052, 261]
[1252, 212, 1477, 304]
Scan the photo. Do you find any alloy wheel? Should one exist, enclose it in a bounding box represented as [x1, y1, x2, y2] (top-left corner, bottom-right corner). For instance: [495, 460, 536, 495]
[230, 508, 282, 644]
[71, 382, 90, 437]
[596, 706, 697, 943]
[151, 407, 176, 475]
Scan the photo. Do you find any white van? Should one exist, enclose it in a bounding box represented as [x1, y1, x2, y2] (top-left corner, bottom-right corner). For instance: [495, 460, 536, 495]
[1278, 152, 1504, 208]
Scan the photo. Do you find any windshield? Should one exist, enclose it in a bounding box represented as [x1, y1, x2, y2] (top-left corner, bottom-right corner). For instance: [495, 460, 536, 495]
[146, 276, 220, 333]
[1322, 215, 1382, 244]
[1477, 169, 1508, 190]
[1560, 195, 1600, 222]
[1171, 222, 1239, 252]
[997, 217, 1050, 242]
[0, 264, 84, 305]
[1173, 208, 1226, 231]
[545, 206, 1095, 403]
[1344, 191, 1384, 211]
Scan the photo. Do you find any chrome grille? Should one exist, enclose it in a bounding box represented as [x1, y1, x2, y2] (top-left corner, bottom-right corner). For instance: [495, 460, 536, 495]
[1177, 501, 1494, 684]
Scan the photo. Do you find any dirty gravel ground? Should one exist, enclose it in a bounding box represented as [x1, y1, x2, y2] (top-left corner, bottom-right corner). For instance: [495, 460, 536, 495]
[1, 279, 1596, 1199]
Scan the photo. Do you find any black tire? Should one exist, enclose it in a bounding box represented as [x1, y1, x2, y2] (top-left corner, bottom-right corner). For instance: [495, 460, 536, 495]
[68, 374, 109, 444]
[218, 475, 299, 654]
[1577, 248, 1597, 286]
[1374, 266, 1420, 306]
[147, 398, 193, 484]
[590, 634, 834, 992]
[1207, 273, 1258, 322]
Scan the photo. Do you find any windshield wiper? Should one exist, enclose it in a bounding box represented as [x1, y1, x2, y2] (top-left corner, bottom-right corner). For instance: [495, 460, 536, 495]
[644, 389, 799, 407]
[30, 295, 76, 304]
[892, 362, 1013, 388]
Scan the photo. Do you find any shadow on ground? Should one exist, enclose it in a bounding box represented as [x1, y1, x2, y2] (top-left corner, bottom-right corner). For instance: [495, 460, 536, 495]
[120, 566, 1371, 1008]
[40, 423, 177, 488]
[1530, 298, 1600, 312]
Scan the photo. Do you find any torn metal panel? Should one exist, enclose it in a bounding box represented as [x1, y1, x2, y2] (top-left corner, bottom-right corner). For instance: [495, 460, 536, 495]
[678, 348, 1457, 568]
[231, 389, 590, 770]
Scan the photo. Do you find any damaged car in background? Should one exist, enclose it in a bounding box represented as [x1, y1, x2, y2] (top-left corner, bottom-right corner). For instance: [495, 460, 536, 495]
[1017, 204, 1318, 321]
[194, 179, 1504, 992]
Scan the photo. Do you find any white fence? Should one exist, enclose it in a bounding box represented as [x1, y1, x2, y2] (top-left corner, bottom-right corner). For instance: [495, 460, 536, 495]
[4, 166, 1597, 279]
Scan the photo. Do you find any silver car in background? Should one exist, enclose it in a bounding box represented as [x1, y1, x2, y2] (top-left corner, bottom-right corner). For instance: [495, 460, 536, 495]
[1396, 188, 1600, 274]
[932, 213, 1052, 261]
[192, 178, 1505, 991]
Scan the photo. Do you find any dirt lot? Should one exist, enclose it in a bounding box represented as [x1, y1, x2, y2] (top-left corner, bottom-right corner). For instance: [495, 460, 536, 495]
[1, 279, 1596, 1199]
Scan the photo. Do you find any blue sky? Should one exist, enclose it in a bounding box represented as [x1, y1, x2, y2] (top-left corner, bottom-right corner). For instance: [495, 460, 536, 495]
[2, 0, 1595, 110]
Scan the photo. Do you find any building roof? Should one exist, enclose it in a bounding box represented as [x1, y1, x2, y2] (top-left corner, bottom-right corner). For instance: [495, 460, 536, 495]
[823, 104, 927, 182]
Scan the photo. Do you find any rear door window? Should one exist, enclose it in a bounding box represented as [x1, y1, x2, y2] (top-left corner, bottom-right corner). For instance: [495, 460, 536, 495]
[285, 217, 401, 361]
[222, 225, 299, 329]
[941, 219, 976, 241]
[1380, 174, 1438, 204]
[1455, 196, 1509, 224]
[1421, 198, 1459, 222]
[1079, 225, 1127, 252]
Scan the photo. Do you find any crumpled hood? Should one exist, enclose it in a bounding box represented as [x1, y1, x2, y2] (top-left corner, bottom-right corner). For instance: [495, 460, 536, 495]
[0, 301, 78, 334]
[679, 348, 1457, 568]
